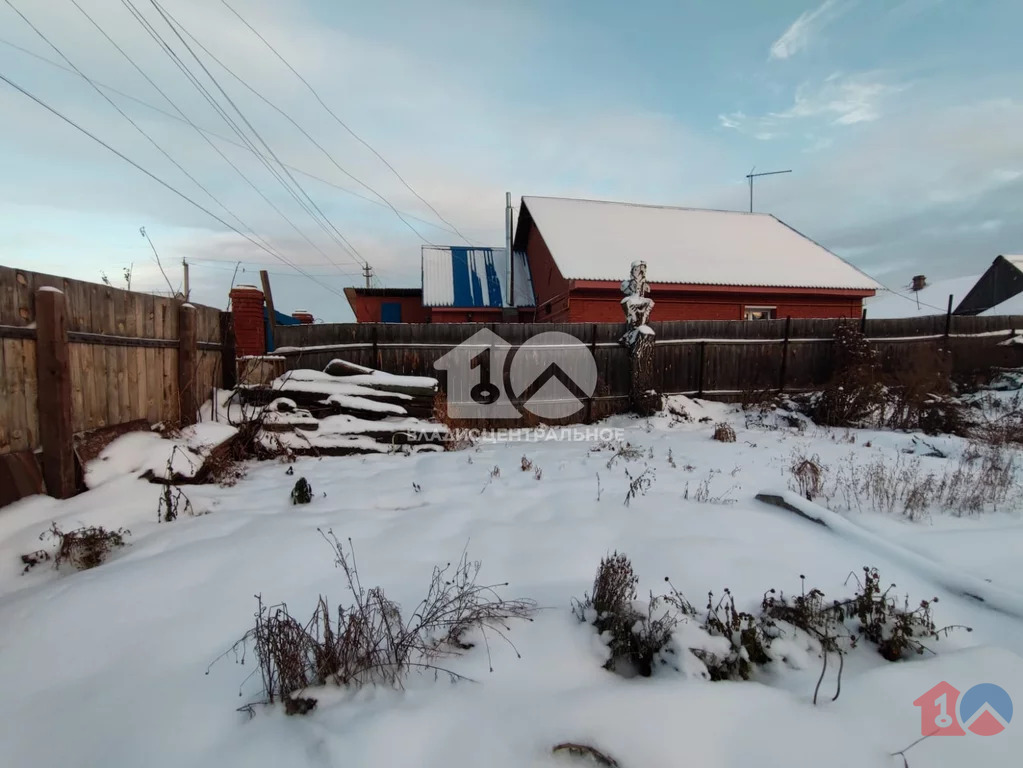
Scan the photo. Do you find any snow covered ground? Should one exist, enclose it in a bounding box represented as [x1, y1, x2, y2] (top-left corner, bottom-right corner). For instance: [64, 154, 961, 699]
[1, 397, 1021, 767]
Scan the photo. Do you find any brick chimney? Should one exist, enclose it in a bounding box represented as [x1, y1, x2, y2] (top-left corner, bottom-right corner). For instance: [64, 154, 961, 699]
[291, 310, 314, 325]
[911, 275, 927, 292]
[230, 285, 266, 357]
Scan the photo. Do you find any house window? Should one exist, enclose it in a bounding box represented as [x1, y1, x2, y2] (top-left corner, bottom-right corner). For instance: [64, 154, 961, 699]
[744, 306, 777, 320]
[380, 302, 402, 323]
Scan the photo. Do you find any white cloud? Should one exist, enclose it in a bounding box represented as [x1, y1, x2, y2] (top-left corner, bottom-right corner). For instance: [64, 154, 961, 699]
[771, 72, 907, 125]
[718, 72, 903, 147]
[769, 0, 851, 60]
[718, 111, 745, 129]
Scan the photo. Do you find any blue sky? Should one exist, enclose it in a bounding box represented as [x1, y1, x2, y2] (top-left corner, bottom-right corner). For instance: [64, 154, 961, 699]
[1, 0, 1020, 320]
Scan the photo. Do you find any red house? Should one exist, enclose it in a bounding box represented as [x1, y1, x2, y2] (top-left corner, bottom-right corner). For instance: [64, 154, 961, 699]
[514, 196, 879, 322]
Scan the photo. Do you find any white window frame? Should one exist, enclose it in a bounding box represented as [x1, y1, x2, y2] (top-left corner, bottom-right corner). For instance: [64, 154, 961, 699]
[743, 305, 777, 320]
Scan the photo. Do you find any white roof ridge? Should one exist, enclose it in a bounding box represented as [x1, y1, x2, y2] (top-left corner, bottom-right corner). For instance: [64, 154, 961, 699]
[522, 195, 771, 217]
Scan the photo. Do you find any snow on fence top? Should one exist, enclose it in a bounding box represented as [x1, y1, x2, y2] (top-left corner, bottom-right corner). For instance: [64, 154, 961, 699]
[521, 196, 881, 290]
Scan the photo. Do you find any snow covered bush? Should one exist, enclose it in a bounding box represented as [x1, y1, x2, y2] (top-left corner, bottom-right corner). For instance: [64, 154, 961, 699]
[691, 588, 773, 682]
[291, 478, 313, 505]
[712, 423, 736, 443]
[813, 323, 884, 428]
[222, 530, 536, 712]
[623, 466, 655, 506]
[573, 555, 971, 696]
[572, 552, 678, 677]
[844, 566, 971, 662]
[823, 444, 1021, 518]
[25, 523, 131, 571]
[158, 485, 194, 522]
[807, 325, 973, 435]
[592, 440, 644, 468]
[789, 452, 825, 501]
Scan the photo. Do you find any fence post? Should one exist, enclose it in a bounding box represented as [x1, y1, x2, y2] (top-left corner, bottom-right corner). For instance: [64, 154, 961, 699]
[585, 322, 597, 422]
[36, 287, 76, 499]
[178, 303, 198, 426]
[779, 315, 792, 392]
[220, 311, 237, 390]
[697, 340, 707, 397]
[860, 307, 867, 334]
[945, 294, 954, 338]
[372, 324, 380, 368]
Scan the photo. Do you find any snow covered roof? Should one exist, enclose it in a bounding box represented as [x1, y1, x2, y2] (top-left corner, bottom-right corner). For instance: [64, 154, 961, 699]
[1000, 255, 1023, 270]
[982, 291, 1023, 316]
[865, 274, 982, 318]
[421, 246, 535, 308]
[520, 196, 880, 290]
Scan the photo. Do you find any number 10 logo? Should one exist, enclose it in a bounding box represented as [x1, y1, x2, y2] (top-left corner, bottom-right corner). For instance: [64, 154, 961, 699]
[914, 682, 1013, 736]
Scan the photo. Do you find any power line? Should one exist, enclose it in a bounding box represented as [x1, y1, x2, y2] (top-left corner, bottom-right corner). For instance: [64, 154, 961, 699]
[3, 0, 260, 244]
[116, 0, 363, 276]
[190, 260, 358, 279]
[871, 285, 952, 314]
[162, 9, 439, 248]
[0, 68, 351, 300]
[219, 0, 474, 246]
[0, 35, 483, 245]
[119, 0, 349, 256]
[144, 0, 369, 275]
[19, 1, 345, 284]
[70, 5, 358, 285]
[66, 0, 295, 266]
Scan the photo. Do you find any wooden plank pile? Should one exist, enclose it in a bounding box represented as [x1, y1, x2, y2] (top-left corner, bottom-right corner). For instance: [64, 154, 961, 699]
[235, 358, 447, 455]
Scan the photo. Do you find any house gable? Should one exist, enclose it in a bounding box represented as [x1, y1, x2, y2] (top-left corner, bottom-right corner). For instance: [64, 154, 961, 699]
[956, 255, 1023, 315]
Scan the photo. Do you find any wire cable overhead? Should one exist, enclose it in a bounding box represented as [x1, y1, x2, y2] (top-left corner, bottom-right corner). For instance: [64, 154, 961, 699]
[219, 0, 474, 246]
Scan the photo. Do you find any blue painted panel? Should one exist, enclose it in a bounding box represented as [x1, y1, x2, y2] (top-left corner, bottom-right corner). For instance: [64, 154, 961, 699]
[483, 252, 503, 307]
[264, 307, 301, 352]
[381, 302, 402, 323]
[451, 248, 473, 306]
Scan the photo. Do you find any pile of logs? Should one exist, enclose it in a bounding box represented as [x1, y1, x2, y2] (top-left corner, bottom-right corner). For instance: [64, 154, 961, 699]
[235, 359, 447, 455]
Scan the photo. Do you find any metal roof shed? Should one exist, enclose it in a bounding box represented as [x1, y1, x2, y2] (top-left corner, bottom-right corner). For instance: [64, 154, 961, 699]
[421, 246, 535, 308]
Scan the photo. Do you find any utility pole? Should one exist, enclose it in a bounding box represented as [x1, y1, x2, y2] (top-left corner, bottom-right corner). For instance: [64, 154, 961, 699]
[182, 257, 190, 301]
[745, 167, 792, 213]
[362, 264, 373, 288]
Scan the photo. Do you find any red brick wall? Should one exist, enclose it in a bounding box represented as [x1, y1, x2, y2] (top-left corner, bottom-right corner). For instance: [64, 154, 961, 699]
[230, 286, 265, 357]
[345, 292, 428, 323]
[429, 308, 506, 323]
[567, 287, 867, 323]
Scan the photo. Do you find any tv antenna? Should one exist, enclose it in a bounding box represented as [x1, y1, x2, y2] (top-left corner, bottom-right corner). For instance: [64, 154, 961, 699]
[745, 167, 792, 212]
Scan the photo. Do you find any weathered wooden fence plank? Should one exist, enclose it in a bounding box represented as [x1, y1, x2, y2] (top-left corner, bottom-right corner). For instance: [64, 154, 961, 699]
[0, 266, 229, 463]
[178, 304, 198, 426]
[36, 288, 75, 498]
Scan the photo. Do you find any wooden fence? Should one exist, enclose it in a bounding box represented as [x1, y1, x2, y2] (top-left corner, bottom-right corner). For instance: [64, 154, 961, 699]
[0, 266, 235, 500]
[275, 314, 1023, 412]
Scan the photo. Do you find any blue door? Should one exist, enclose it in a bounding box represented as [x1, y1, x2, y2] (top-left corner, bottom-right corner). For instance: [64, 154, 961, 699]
[381, 302, 402, 323]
